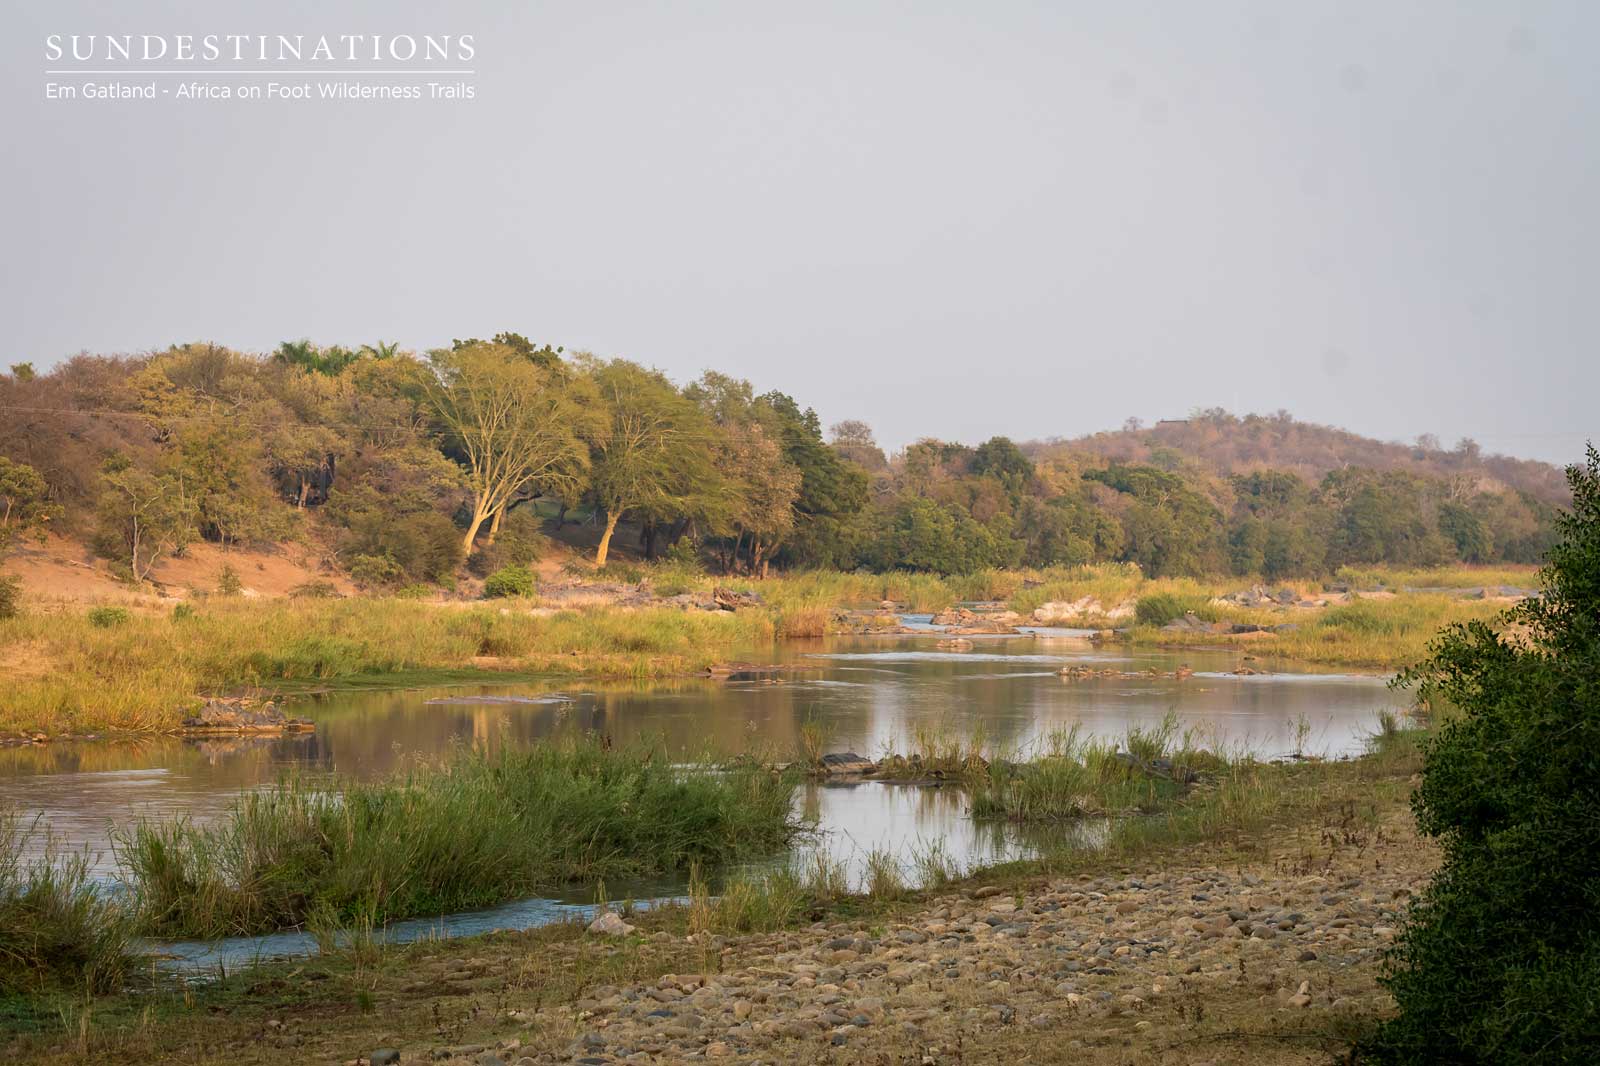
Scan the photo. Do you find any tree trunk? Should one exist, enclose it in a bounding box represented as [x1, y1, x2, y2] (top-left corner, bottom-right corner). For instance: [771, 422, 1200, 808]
[486, 506, 503, 546]
[462, 503, 490, 555]
[642, 520, 659, 560]
[595, 511, 621, 566]
[297, 477, 309, 509]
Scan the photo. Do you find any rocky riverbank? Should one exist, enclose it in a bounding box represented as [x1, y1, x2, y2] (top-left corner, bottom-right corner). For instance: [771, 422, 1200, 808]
[338, 807, 1430, 1066]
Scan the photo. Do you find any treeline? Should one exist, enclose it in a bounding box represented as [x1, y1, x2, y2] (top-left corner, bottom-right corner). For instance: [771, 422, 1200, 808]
[0, 342, 1563, 586]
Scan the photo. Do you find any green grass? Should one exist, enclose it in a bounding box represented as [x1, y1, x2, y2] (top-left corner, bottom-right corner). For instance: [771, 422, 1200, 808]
[0, 808, 133, 996]
[115, 737, 804, 939]
[969, 717, 1225, 822]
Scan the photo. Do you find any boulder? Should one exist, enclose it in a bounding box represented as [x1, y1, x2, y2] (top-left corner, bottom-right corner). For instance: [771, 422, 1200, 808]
[931, 607, 977, 627]
[818, 752, 876, 775]
[180, 699, 313, 736]
[587, 911, 635, 937]
[712, 587, 764, 611]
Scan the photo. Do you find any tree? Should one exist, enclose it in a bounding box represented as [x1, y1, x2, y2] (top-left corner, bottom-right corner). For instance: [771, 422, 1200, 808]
[1437, 502, 1492, 564]
[829, 420, 887, 471]
[95, 457, 196, 582]
[585, 359, 723, 566]
[425, 343, 591, 554]
[359, 340, 401, 360]
[1371, 445, 1600, 1062]
[451, 333, 563, 370]
[0, 457, 50, 556]
[970, 436, 1034, 497]
[275, 340, 361, 376]
[1085, 465, 1226, 576]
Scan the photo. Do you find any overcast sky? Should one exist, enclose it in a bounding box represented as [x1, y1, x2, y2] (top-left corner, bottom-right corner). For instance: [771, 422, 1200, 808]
[3, 1, 1594, 464]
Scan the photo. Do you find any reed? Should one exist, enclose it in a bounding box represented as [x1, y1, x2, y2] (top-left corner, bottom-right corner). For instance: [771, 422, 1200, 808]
[115, 737, 803, 939]
[0, 808, 133, 996]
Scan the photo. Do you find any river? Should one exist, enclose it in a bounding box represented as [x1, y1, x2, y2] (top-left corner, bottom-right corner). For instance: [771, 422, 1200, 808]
[0, 624, 1400, 968]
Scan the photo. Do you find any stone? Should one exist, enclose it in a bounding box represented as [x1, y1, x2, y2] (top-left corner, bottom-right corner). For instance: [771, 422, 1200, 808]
[587, 911, 636, 937]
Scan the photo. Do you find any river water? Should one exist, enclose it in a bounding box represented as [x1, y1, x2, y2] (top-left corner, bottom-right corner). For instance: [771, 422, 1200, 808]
[0, 625, 1400, 967]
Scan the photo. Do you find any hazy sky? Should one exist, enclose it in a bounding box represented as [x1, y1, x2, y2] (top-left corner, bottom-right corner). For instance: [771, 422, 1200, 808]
[3, 1, 1594, 464]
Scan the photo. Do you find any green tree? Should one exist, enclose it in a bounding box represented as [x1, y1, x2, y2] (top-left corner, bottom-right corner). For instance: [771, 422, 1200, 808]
[0, 457, 50, 556]
[1437, 501, 1493, 564]
[1085, 465, 1226, 576]
[1371, 445, 1600, 1062]
[426, 343, 592, 555]
[585, 359, 723, 566]
[95, 457, 197, 582]
[451, 333, 563, 370]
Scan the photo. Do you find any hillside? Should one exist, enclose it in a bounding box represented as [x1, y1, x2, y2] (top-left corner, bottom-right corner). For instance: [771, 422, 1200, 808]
[1031, 410, 1570, 505]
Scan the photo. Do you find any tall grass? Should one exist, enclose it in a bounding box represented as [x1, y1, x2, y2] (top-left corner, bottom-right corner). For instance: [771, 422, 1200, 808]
[0, 808, 133, 995]
[970, 716, 1226, 823]
[116, 737, 803, 938]
[0, 601, 777, 733]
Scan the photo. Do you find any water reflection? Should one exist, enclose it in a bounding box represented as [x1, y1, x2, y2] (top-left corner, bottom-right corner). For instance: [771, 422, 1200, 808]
[1, 631, 1399, 890]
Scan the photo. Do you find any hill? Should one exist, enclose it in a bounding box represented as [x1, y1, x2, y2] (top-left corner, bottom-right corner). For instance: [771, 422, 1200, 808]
[1030, 409, 1570, 505]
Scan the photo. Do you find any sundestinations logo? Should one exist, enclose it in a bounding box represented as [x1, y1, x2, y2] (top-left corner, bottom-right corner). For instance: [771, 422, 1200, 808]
[44, 33, 476, 64]
[42, 33, 478, 103]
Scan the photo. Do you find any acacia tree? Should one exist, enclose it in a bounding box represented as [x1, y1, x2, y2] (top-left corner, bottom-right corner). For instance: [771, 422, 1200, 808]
[96, 456, 196, 582]
[585, 358, 722, 566]
[426, 343, 592, 555]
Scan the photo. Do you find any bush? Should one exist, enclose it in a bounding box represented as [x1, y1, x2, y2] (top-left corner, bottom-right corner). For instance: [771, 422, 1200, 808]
[1369, 446, 1600, 1063]
[289, 580, 340, 599]
[0, 574, 19, 619]
[1133, 592, 1212, 627]
[482, 564, 536, 599]
[87, 606, 130, 628]
[171, 602, 196, 621]
[348, 553, 405, 589]
[216, 563, 242, 596]
[466, 511, 548, 577]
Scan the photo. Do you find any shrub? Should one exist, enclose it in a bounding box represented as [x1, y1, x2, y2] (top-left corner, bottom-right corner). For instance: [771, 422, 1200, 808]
[171, 602, 196, 621]
[348, 553, 405, 589]
[87, 606, 129, 628]
[467, 512, 548, 577]
[289, 580, 340, 599]
[1369, 446, 1600, 1064]
[1133, 591, 1212, 627]
[482, 564, 536, 599]
[0, 574, 19, 620]
[216, 564, 243, 596]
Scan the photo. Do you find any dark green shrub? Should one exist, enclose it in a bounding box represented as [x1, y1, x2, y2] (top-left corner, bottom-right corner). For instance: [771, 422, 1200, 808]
[171, 602, 196, 621]
[289, 580, 340, 599]
[87, 606, 130, 628]
[482, 564, 536, 599]
[1133, 592, 1212, 627]
[216, 564, 243, 596]
[1369, 446, 1600, 1064]
[0, 574, 19, 619]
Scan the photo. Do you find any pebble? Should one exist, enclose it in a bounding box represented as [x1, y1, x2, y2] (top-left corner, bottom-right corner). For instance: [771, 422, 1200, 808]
[429, 833, 1428, 1065]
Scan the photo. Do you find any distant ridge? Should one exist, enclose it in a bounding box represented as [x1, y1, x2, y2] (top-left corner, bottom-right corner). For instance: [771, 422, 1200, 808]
[1028, 410, 1570, 504]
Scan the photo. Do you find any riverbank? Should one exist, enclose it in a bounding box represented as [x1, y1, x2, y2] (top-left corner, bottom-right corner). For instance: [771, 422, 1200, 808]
[1, 732, 1428, 1063]
[0, 562, 1527, 736]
